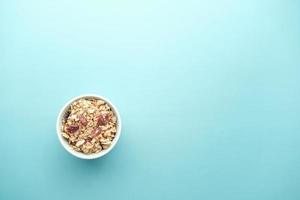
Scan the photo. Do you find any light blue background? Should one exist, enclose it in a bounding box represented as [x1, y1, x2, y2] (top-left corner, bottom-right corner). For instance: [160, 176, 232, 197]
[1, 0, 299, 199]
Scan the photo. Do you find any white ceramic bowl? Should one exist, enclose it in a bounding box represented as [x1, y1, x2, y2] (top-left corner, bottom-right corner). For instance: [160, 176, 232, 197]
[56, 94, 122, 159]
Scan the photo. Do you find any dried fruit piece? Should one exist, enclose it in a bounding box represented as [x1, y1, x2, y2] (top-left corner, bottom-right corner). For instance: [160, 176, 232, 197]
[79, 115, 88, 126]
[66, 124, 79, 133]
[97, 114, 111, 126]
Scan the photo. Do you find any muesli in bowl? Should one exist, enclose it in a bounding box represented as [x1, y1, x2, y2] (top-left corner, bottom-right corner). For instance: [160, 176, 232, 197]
[57, 95, 121, 159]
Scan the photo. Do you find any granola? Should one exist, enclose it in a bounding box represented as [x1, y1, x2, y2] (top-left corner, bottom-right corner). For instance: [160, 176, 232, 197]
[61, 98, 117, 154]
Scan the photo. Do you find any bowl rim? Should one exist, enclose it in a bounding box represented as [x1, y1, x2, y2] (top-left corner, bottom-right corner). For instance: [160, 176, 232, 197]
[56, 94, 122, 159]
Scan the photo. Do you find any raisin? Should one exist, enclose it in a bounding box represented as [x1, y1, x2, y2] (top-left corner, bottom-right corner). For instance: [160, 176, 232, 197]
[97, 114, 111, 126]
[79, 115, 88, 126]
[66, 124, 79, 133]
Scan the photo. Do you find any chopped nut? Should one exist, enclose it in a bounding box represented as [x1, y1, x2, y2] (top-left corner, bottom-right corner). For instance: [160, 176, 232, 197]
[88, 109, 95, 113]
[76, 139, 85, 147]
[91, 127, 101, 138]
[102, 144, 110, 149]
[69, 114, 78, 121]
[62, 132, 70, 139]
[100, 139, 111, 145]
[85, 142, 93, 149]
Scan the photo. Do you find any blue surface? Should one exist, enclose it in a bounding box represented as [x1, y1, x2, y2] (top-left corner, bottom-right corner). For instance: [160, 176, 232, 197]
[1, 0, 300, 199]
